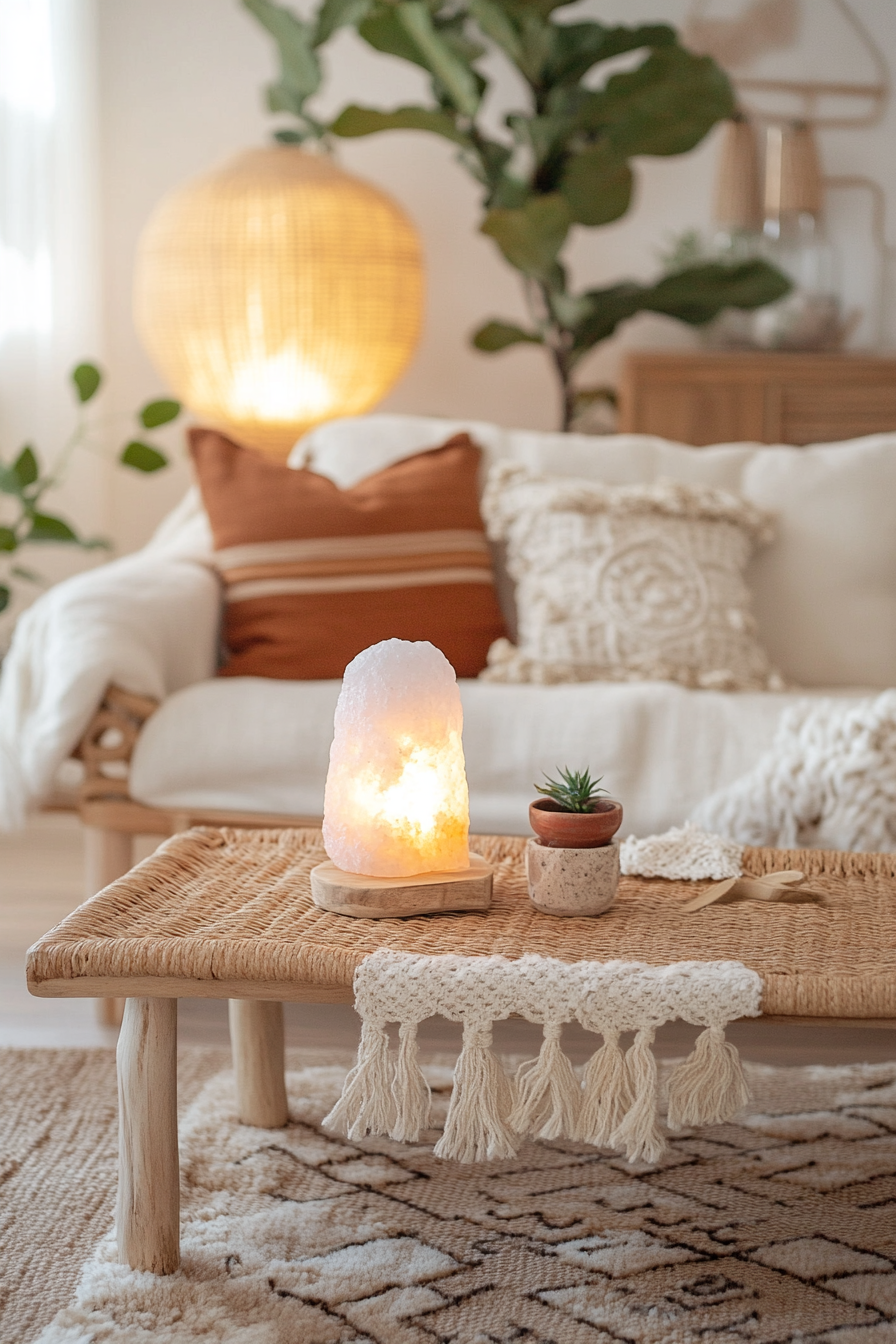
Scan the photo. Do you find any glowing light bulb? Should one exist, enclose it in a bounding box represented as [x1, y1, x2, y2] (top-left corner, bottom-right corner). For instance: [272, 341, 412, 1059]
[227, 346, 335, 422]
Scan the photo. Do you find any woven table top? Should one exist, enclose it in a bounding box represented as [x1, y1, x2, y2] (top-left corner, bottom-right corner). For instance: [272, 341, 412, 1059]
[26, 828, 896, 1020]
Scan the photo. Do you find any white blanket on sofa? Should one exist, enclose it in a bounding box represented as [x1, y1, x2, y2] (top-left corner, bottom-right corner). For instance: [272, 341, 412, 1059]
[0, 492, 218, 829]
[125, 675, 873, 841]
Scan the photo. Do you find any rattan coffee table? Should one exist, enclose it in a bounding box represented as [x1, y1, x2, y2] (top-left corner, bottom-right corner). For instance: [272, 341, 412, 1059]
[26, 827, 896, 1276]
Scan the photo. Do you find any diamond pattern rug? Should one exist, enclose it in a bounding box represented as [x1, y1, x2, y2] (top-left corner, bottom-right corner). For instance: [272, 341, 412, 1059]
[37, 1058, 896, 1343]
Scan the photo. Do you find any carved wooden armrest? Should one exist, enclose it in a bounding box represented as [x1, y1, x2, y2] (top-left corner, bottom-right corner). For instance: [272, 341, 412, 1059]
[74, 684, 160, 807]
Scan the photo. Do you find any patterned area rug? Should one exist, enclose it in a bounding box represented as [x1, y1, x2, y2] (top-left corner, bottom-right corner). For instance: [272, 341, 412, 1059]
[38, 1058, 896, 1344]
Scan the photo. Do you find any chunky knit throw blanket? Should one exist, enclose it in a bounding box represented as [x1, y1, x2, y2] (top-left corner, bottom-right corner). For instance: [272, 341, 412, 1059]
[692, 690, 896, 852]
[324, 951, 762, 1165]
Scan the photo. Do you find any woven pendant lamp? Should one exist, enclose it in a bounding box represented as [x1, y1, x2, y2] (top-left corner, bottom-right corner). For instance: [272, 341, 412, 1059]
[134, 146, 424, 459]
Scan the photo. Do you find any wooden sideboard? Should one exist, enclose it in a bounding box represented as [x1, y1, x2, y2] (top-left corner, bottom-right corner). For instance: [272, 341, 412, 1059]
[617, 351, 896, 446]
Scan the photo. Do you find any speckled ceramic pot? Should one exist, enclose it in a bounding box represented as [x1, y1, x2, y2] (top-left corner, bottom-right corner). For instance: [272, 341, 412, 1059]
[528, 797, 623, 849]
[526, 837, 619, 916]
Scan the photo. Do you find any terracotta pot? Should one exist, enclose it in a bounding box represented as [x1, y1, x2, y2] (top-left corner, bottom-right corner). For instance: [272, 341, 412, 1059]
[528, 797, 623, 849]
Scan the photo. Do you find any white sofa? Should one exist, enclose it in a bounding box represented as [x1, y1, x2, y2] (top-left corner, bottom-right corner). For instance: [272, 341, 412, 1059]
[1, 414, 894, 847]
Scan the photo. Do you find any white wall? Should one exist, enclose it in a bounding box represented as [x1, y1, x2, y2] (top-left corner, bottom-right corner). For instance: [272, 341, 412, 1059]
[96, 0, 896, 553]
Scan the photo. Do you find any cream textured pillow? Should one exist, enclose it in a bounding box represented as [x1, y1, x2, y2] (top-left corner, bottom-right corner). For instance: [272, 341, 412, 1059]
[480, 463, 782, 691]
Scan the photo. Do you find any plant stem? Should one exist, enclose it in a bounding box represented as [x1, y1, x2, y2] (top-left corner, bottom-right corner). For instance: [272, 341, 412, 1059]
[553, 349, 576, 432]
[521, 278, 575, 430]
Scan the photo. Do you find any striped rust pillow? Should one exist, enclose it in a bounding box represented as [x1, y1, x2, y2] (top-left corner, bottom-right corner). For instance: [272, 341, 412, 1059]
[189, 428, 506, 680]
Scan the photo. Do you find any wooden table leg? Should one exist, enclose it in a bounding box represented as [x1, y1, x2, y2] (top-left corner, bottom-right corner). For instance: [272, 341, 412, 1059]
[116, 998, 179, 1274]
[229, 1000, 288, 1128]
[86, 829, 134, 1030]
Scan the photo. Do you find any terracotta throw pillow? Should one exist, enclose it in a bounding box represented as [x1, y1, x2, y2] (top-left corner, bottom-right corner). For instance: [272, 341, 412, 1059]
[190, 429, 506, 680]
[480, 462, 783, 691]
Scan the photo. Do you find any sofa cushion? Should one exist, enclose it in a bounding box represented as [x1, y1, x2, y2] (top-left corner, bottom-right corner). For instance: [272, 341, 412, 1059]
[128, 676, 868, 840]
[189, 427, 506, 679]
[295, 415, 896, 689]
[481, 464, 780, 691]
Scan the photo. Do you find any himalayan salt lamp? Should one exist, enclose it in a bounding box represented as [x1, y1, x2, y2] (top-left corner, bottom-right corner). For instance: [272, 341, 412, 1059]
[311, 640, 492, 918]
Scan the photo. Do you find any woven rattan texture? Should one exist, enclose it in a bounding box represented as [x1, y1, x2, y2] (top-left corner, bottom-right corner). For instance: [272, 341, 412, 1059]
[27, 829, 896, 1018]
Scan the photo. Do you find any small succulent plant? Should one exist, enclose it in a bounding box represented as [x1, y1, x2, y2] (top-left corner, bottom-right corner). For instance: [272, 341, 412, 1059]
[535, 767, 610, 814]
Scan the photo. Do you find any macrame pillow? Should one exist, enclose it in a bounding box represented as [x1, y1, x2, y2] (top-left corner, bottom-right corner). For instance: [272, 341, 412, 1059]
[480, 463, 782, 691]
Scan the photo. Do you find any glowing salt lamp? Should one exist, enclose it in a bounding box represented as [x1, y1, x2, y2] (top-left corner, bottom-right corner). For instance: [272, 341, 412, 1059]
[311, 640, 492, 918]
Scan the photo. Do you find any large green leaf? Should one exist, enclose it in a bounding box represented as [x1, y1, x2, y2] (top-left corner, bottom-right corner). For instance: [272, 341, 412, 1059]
[0, 526, 17, 552]
[568, 282, 645, 350]
[139, 398, 180, 429]
[485, 170, 529, 209]
[514, 9, 555, 87]
[434, 11, 486, 68]
[644, 260, 792, 324]
[331, 103, 470, 146]
[121, 441, 168, 473]
[27, 513, 79, 543]
[590, 45, 734, 158]
[481, 193, 570, 279]
[567, 260, 790, 354]
[0, 464, 19, 495]
[560, 142, 632, 226]
[506, 111, 574, 170]
[543, 22, 675, 88]
[314, 0, 373, 46]
[13, 446, 39, 489]
[468, 0, 523, 64]
[242, 0, 320, 101]
[71, 362, 102, 404]
[359, 6, 431, 70]
[472, 320, 542, 351]
[396, 2, 481, 116]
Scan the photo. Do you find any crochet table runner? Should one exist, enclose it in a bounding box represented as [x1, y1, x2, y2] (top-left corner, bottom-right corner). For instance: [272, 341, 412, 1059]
[323, 950, 761, 1164]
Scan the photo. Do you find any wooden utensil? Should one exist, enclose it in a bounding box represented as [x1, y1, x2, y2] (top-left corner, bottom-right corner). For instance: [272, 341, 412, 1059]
[681, 871, 825, 913]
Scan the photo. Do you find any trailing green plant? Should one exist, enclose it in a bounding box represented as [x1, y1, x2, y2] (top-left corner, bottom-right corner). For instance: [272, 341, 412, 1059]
[242, 0, 791, 428]
[0, 362, 179, 615]
[535, 766, 609, 813]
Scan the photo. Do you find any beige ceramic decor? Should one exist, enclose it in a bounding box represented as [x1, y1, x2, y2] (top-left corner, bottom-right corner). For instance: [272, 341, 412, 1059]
[526, 838, 619, 916]
[481, 464, 781, 691]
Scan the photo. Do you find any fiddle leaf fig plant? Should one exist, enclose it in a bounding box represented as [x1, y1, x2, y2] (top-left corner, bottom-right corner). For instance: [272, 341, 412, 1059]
[243, 0, 791, 427]
[0, 363, 179, 615]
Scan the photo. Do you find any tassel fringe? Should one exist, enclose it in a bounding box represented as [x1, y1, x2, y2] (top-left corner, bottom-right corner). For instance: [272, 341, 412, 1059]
[575, 1030, 631, 1147]
[610, 1028, 666, 1164]
[333, 950, 763, 1165]
[510, 1023, 582, 1140]
[322, 1020, 396, 1140]
[390, 1021, 431, 1142]
[435, 1024, 518, 1163]
[666, 1025, 751, 1130]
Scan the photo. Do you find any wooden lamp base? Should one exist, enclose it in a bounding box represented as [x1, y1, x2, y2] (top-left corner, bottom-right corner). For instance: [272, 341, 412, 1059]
[310, 853, 493, 919]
